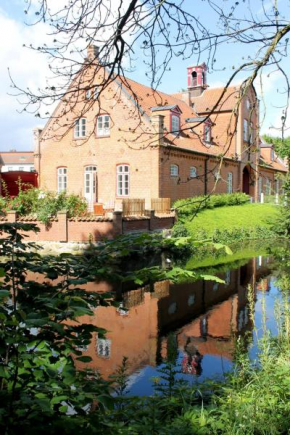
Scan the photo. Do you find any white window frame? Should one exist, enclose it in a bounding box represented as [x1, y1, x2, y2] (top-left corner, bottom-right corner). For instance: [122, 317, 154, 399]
[97, 115, 110, 136]
[85, 89, 91, 99]
[190, 166, 197, 178]
[74, 118, 86, 138]
[117, 165, 129, 197]
[204, 123, 211, 143]
[243, 119, 248, 141]
[227, 172, 233, 193]
[58, 167, 67, 193]
[170, 164, 179, 177]
[7, 167, 13, 171]
[214, 171, 221, 181]
[171, 115, 180, 135]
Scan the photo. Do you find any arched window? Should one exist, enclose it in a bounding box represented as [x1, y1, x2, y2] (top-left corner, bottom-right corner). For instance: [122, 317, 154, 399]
[117, 165, 129, 196]
[58, 167, 67, 193]
[170, 164, 179, 177]
[191, 71, 197, 87]
[227, 172, 233, 193]
[190, 166, 197, 178]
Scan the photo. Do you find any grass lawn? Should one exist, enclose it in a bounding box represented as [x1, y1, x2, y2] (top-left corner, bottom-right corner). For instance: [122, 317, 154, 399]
[184, 203, 280, 237]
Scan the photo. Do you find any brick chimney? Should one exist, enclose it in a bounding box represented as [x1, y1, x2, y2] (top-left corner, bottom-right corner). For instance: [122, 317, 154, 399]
[87, 45, 99, 60]
[187, 63, 207, 98]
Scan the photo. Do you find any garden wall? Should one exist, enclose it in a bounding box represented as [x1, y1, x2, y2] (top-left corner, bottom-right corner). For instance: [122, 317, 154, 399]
[4, 210, 175, 243]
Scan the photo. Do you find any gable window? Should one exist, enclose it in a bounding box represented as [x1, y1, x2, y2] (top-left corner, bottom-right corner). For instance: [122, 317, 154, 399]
[74, 118, 86, 138]
[85, 89, 91, 99]
[190, 166, 197, 178]
[246, 99, 251, 110]
[227, 172, 233, 193]
[243, 119, 248, 141]
[170, 164, 179, 177]
[171, 115, 180, 135]
[117, 165, 129, 196]
[97, 115, 110, 136]
[204, 123, 211, 143]
[58, 167, 67, 193]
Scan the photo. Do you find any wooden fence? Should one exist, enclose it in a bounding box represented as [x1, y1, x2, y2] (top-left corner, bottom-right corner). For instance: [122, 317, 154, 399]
[122, 198, 145, 216]
[151, 198, 171, 214]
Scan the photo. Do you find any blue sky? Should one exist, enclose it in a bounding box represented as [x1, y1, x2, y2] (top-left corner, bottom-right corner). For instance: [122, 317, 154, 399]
[0, 0, 289, 151]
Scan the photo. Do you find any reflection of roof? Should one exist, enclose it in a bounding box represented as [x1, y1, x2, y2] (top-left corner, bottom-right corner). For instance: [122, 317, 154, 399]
[0, 152, 34, 165]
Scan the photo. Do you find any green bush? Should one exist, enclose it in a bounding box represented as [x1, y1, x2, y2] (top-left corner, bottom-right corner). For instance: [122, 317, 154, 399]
[1, 185, 88, 225]
[174, 193, 250, 217]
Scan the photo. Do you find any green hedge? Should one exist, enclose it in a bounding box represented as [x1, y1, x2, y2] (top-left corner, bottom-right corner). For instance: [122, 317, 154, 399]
[173, 192, 250, 217]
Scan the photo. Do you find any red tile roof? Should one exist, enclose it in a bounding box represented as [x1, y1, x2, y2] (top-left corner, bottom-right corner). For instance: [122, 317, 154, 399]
[0, 152, 34, 165]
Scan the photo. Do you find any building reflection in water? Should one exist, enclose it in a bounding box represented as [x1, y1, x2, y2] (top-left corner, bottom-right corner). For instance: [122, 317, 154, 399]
[74, 256, 272, 384]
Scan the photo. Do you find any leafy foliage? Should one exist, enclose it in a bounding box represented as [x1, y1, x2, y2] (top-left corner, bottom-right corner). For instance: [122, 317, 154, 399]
[0, 182, 88, 224]
[174, 193, 250, 218]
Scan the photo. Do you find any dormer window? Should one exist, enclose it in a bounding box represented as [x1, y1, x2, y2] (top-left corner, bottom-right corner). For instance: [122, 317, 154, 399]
[171, 115, 180, 135]
[204, 123, 211, 143]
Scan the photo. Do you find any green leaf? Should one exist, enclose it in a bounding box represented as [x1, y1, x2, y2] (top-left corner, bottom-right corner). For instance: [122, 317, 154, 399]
[0, 267, 5, 277]
[50, 395, 68, 405]
[0, 290, 10, 298]
[201, 275, 225, 283]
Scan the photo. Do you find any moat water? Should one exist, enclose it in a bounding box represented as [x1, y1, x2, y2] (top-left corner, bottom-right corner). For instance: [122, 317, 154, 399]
[73, 245, 283, 396]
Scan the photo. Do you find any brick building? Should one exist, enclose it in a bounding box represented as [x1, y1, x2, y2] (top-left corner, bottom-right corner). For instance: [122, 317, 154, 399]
[34, 46, 287, 211]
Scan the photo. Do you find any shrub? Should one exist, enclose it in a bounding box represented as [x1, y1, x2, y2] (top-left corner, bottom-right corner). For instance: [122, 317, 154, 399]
[174, 193, 250, 218]
[1, 186, 88, 224]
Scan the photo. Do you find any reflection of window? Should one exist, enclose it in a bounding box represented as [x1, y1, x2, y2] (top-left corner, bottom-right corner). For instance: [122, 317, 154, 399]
[225, 270, 231, 286]
[97, 115, 110, 136]
[30, 167, 35, 172]
[117, 165, 129, 196]
[190, 166, 197, 178]
[168, 302, 177, 314]
[97, 338, 111, 358]
[171, 115, 180, 135]
[213, 282, 219, 292]
[74, 118, 86, 138]
[170, 164, 179, 177]
[188, 295, 195, 306]
[58, 167, 67, 193]
[19, 167, 24, 171]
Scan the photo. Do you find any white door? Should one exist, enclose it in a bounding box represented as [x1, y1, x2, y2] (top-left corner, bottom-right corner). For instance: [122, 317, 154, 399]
[84, 166, 97, 211]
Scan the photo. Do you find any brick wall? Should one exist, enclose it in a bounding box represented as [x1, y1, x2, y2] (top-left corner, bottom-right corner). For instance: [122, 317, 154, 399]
[4, 210, 175, 243]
